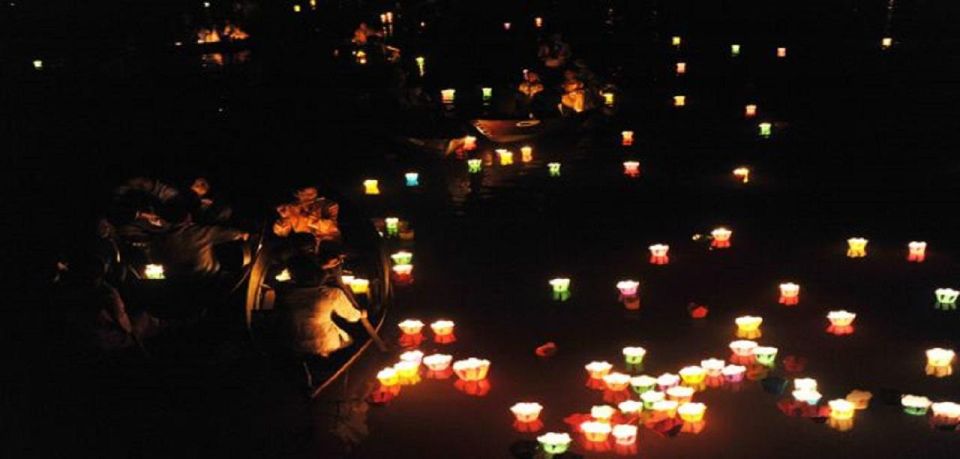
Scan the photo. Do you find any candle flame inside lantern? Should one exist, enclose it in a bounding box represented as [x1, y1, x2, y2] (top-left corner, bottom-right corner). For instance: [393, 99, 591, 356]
[674, 95, 686, 107]
[901, 395, 933, 415]
[547, 162, 561, 177]
[537, 432, 572, 454]
[611, 424, 638, 446]
[363, 179, 380, 195]
[603, 92, 615, 107]
[847, 237, 868, 258]
[676, 62, 686, 75]
[731, 44, 741, 56]
[759, 122, 772, 138]
[144, 264, 165, 280]
[521, 146, 533, 163]
[441, 89, 456, 105]
[591, 405, 617, 423]
[623, 161, 640, 178]
[618, 400, 643, 416]
[678, 402, 706, 423]
[617, 281, 640, 297]
[496, 149, 514, 166]
[777, 47, 787, 58]
[735, 315, 763, 339]
[829, 399, 855, 420]
[779, 282, 800, 305]
[510, 402, 544, 423]
[581, 421, 612, 442]
[935, 288, 959, 310]
[672, 36, 682, 47]
[711, 227, 732, 248]
[377, 367, 399, 387]
[908, 241, 927, 262]
[453, 358, 491, 382]
[621, 130, 634, 146]
[881, 37, 893, 49]
[649, 244, 670, 265]
[398, 319, 424, 335]
[423, 354, 453, 371]
[603, 372, 631, 391]
[745, 104, 757, 117]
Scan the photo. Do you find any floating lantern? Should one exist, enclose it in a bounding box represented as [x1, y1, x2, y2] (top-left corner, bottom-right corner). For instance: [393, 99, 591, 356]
[611, 424, 638, 446]
[591, 405, 617, 424]
[622, 346, 646, 365]
[441, 89, 456, 105]
[384, 217, 400, 237]
[549, 278, 571, 300]
[793, 389, 822, 405]
[503, 22, 511, 31]
[649, 244, 670, 265]
[701, 359, 725, 377]
[631, 375, 657, 395]
[935, 288, 958, 310]
[390, 251, 413, 265]
[731, 44, 741, 56]
[777, 47, 787, 58]
[423, 354, 453, 372]
[617, 281, 640, 298]
[678, 403, 706, 423]
[752, 346, 779, 367]
[482, 87, 493, 103]
[496, 149, 514, 166]
[350, 278, 370, 295]
[907, 241, 927, 262]
[363, 179, 380, 195]
[652, 400, 679, 418]
[672, 36, 682, 47]
[901, 395, 932, 416]
[511, 402, 544, 423]
[603, 92, 616, 107]
[846, 237, 868, 258]
[667, 386, 695, 403]
[745, 104, 757, 118]
[404, 172, 419, 187]
[735, 315, 763, 339]
[430, 320, 456, 344]
[394, 361, 420, 385]
[293, 4, 301, 13]
[547, 162, 561, 177]
[676, 62, 686, 75]
[641, 390, 666, 410]
[398, 319, 424, 336]
[759, 122, 772, 138]
[621, 130, 634, 146]
[534, 17, 543, 28]
[729, 340, 758, 358]
[415, 56, 425, 76]
[341, 274, 355, 285]
[657, 373, 680, 391]
[623, 161, 641, 178]
[711, 227, 732, 249]
[679, 366, 707, 388]
[537, 432, 572, 455]
[377, 367, 399, 387]
[275, 268, 291, 282]
[794, 378, 818, 391]
[733, 167, 751, 183]
[391, 264, 414, 283]
[581, 421, 612, 443]
[586, 361, 613, 390]
[722, 365, 746, 383]
[144, 264, 165, 280]
[467, 158, 482, 174]
[881, 37, 893, 49]
[925, 348, 955, 378]
[521, 146, 533, 163]
[400, 350, 424, 366]
[618, 400, 643, 416]
[603, 372, 631, 392]
[355, 50, 367, 64]
[827, 310, 856, 335]
[846, 390, 872, 410]
[829, 399, 855, 421]
[463, 135, 477, 151]
[453, 358, 491, 382]
[779, 282, 800, 305]
[674, 95, 686, 107]
[32, 60, 43, 70]
[931, 402, 960, 426]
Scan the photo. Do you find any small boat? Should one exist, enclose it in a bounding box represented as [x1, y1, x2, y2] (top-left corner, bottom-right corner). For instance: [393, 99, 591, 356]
[471, 117, 577, 143]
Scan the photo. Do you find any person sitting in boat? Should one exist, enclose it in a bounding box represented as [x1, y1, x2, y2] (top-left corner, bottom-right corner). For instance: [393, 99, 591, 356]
[352, 22, 382, 46]
[272, 187, 340, 242]
[275, 255, 366, 358]
[519, 71, 545, 100]
[151, 197, 249, 277]
[223, 22, 249, 41]
[559, 69, 586, 114]
[539, 34, 572, 69]
[197, 27, 221, 44]
[188, 177, 232, 224]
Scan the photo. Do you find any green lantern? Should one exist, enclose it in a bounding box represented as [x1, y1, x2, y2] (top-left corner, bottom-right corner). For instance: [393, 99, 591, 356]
[548, 162, 561, 177]
[935, 288, 958, 310]
[467, 158, 482, 174]
[753, 346, 778, 367]
[731, 44, 741, 57]
[759, 122, 772, 138]
[481, 87, 493, 103]
[537, 433, 572, 455]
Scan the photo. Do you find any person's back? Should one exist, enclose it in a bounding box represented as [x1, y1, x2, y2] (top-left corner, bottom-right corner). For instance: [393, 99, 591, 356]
[151, 199, 246, 277]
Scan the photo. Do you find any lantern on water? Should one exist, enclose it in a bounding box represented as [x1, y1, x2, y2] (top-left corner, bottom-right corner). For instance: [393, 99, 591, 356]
[581, 421, 612, 443]
[511, 402, 544, 423]
[777, 47, 787, 58]
[363, 179, 380, 195]
[618, 400, 643, 416]
[423, 354, 452, 372]
[641, 390, 666, 410]
[711, 227, 732, 248]
[453, 358, 491, 382]
[430, 320, 456, 344]
[672, 36, 682, 47]
[793, 389, 822, 405]
[404, 172, 419, 187]
[585, 361, 612, 380]
[549, 278, 570, 294]
[731, 44, 741, 57]
[394, 361, 420, 385]
[415, 56, 425, 76]
[701, 359, 725, 377]
[33, 59, 44, 70]
[723, 365, 746, 383]
[827, 310, 856, 335]
[931, 402, 960, 426]
[621, 130, 634, 146]
[649, 244, 670, 265]
[521, 146, 533, 163]
[591, 405, 616, 423]
[881, 37, 893, 49]
[935, 288, 958, 310]
[275, 268, 291, 282]
[674, 95, 686, 107]
[925, 348, 955, 378]
[534, 17, 543, 28]
[759, 122, 772, 138]
[657, 373, 680, 391]
[385, 217, 400, 237]
[144, 264, 165, 280]
[482, 87, 493, 103]
[391, 264, 413, 283]
[547, 162, 561, 177]
[503, 22, 511, 31]
[538, 432, 572, 455]
[745, 104, 757, 118]
[753, 346, 779, 367]
[603, 372, 631, 392]
[400, 350, 424, 366]
[390, 251, 413, 265]
[377, 367, 399, 387]
[496, 149, 514, 166]
[603, 92, 616, 107]
[617, 281, 640, 298]
[611, 424, 637, 446]
[907, 241, 927, 262]
[676, 62, 686, 75]
[733, 167, 751, 183]
[631, 375, 657, 395]
[398, 319, 424, 337]
[847, 237, 868, 258]
[623, 161, 640, 178]
[293, 4, 301, 13]
[679, 366, 707, 387]
[652, 400, 679, 418]
[622, 346, 646, 365]
[678, 402, 706, 423]
[463, 135, 477, 151]
[467, 158, 482, 174]
[729, 340, 757, 357]
[349, 278, 369, 294]
[667, 386, 695, 403]
[846, 390, 872, 410]
[794, 378, 818, 391]
[829, 399, 855, 420]
[441, 89, 456, 105]
[735, 316, 763, 339]
[779, 282, 800, 305]
[901, 395, 932, 416]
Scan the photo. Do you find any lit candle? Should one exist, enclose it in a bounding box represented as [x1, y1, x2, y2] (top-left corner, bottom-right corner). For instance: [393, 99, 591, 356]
[667, 385, 695, 403]
[391, 251, 413, 265]
[826, 310, 856, 335]
[580, 421, 612, 443]
[722, 364, 746, 383]
[731, 44, 741, 57]
[398, 319, 424, 336]
[32, 59, 43, 70]
[441, 89, 456, 105]
[404, 172, 419, 187]
[622, 346, 646, 365]
[752, 346, 779, 367]
[777, 47, 787, 58]
[349, 278, 369, 294]
[363, 179, 380, 195]
[672, 36, 682, 47]
[931, 402, 960, 426]
[733, 167, 751, 183]
[759, 122, 772, 138]
[678, 366, 707, 387]
[641, 390, 665, 409]
[377, 367, 399, 387]
[611, 424, 638, 446]
[144, 264, 165, 280]
[591, 405, 616, 423]
[678, 402, 706, 423]
[423, 354, 453, 372]
[631, 375, 657, 395]
[657, 373, 680, 391]
[649, 244, 670, 265]
[621, 130, 634, 146]
[829, 399, 855, 420]
[907, 241, 927, 262]
[847, 237, 868, 258]
[603, 372, 632, 392]
[275, 268, 291, 282]
[547, 162, 561, 177]
[745, 104, 757, 118]
[603, 92, 615, 107]
[537, 432, 572, 455]
[482, 87, 493, 103]
[430, 320, 456, 344]
[935, 288, 958, 310]
[676, 62, 686, 75]
[652, 400, 679, 418]
[452, 358, 491, 382]
[463, 135, 477, 151]
[623, 161, 641, 178]
[793, 389, 822, 405]
[415, 56, 425, 76]
[701, 359, 725, 377]
[881, 37, 893, 49]
[901, 395, 932, 416]
[467, 158, 482, 174]
[510, 402, 544, 423]
[779, 282, 800, 305]
[496, 149, 514, 166]
[674, 95, 686, 107]
[708, 227, 733, 249]
[534, 17, 543, 28]
[926, 348, 955, 378]
[521, 145, 533, 163]
[735, 315, 763, 339]
[618, 400, 643, 416]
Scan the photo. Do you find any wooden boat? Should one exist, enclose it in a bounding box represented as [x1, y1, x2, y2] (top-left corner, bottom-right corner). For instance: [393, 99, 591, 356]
[471, 117, 577, 143]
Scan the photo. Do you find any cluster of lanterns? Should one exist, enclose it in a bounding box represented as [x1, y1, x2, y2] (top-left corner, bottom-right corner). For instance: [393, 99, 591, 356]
[397, 319, 458, 348]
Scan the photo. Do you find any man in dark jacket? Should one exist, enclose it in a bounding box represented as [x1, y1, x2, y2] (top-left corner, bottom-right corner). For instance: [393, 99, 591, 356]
[151, 198, 248, 277]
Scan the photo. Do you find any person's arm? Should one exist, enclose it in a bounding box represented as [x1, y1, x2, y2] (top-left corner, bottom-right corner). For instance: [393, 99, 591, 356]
[328, 288, 364, 323]
[104, 288, 134, 335]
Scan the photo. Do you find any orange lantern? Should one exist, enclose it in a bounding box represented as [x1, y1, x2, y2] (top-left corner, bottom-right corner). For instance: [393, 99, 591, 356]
[652, 400, 679, 418]
[618, 400, 643, 417]
[581, 421, 612, 443]
[674, 95, 686, 107]
[926, 348, 955, 378]
[733, 167, 750, 184]
[846, 237, 868, 258]
[520, 145, 533, 163]
[585, 361, 613, 390]
[623, 161, 641, 178]
[676, 62, 686, 75]
[777, 47, 787, 58]
[603, 372, 631, 392]
[678, 402, 706, 423]
[667, 385, 695, 403]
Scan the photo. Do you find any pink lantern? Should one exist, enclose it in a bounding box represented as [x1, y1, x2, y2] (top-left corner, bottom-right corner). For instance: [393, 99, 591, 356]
[722, 364, 746, 383]
[649, 244, 670, 265]
[616, 280, 639, 297]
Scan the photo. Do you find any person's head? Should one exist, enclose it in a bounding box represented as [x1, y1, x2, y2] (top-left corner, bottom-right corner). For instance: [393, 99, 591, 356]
[526, 71, 540, 83]
[295, 186, 319, 204]
[287, 255, 322, 286]
[191, 177, 210, 197]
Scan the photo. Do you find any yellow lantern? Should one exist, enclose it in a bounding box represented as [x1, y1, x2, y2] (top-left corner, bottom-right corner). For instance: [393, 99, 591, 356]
[510, 402, 544, 423]
[735, 315, 763, 339]
[349, 278, 369, 294]
[377, 367, 399, 387]
[678, 366, 706, 387]
[674, 95, 686, 107]
[926, 348, 955, 378]
[394, 361, 420, 385]
[415, 56, 425, 76]
[363, 179, 380, 195]
[441, 89, 456, 104]
[678, 402, 706, 423]
[829, 399, 855, 420]
[672, 36, 682, 47]
[33, 59, 44, 70]
[463, 135, 477, 151]
[611, 424, 638, 446]
[144, 264, 165, 280]
[733, 166, 751, 183]
[293, 4, 301, 13]
[496, 149, 514, 166]
[846, 237, 868, 258]
[618, 400, 643, 416]
[275, 268, 291, 282]
[652, 400, 679, 418]
[881, 37, 893, 49]
[603, 92, 615, 107]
